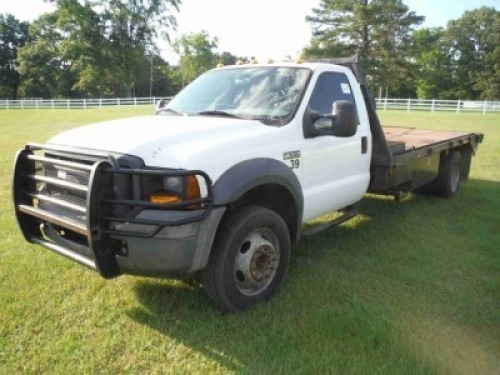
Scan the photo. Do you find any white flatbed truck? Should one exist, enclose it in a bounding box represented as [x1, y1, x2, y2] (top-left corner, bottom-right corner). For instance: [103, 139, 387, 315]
[13, 55, 483, 311]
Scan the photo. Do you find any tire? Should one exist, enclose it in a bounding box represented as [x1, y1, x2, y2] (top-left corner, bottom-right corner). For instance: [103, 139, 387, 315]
[203, 206, 291, 312]
[434, 150, 462, 198]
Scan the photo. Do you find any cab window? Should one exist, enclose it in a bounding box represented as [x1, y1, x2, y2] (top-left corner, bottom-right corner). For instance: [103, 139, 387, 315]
[308, 72, 356, 114]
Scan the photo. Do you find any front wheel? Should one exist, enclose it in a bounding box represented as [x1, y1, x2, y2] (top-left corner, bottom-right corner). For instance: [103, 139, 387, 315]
[203, 206, 291, 312]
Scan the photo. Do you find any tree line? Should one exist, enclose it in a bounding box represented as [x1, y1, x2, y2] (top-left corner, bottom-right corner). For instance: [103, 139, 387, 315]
[0, 0, 498, 100]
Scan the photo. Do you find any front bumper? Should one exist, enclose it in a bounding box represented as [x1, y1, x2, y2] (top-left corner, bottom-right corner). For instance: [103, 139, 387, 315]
[112, 208, 225, 277]
[13, 143, 223, 279]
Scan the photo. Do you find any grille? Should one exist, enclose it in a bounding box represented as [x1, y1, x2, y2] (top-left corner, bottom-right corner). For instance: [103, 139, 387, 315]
[46, 189, 87, 207]
[41, 152, 97, 210]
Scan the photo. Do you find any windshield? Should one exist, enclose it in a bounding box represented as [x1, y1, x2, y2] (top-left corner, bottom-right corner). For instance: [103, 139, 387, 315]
[163, 67, 311, 125]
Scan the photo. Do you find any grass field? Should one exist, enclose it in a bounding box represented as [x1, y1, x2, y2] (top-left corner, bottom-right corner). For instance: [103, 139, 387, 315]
[0, 108, 498, 374]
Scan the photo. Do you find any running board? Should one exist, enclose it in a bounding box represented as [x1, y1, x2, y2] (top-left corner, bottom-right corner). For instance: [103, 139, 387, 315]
[301, 209, 359, 237]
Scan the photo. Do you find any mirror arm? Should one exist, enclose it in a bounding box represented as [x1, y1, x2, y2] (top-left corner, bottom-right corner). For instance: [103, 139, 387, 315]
[309, 111, 336, 122]
[322, 114, 336, 121]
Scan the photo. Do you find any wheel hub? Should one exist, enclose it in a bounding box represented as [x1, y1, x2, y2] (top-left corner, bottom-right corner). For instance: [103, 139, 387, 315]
[234, 229, 279, 296]
[249, 244, 276, 282]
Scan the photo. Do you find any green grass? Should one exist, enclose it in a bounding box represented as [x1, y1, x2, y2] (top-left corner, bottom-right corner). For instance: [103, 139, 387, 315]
[0, 108, 498, 374]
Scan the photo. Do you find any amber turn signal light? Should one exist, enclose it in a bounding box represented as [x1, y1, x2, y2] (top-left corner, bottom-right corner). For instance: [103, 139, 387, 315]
[149, 193, 182, 204]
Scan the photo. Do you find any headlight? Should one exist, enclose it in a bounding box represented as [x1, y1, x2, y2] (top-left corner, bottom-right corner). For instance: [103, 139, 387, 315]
[144, 175, 201, 207]
[163, 176, 183, 193]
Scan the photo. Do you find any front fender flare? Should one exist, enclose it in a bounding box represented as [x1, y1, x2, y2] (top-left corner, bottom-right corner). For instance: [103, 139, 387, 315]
[212, 158, 304, 232]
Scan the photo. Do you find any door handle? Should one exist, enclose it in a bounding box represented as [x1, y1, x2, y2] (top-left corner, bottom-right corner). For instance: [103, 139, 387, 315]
[361, 136, 368, 154]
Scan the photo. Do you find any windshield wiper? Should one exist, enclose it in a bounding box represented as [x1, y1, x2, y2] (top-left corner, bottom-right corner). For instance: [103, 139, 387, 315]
[197, 110, 241, 118]
[158, 107, 187, 116]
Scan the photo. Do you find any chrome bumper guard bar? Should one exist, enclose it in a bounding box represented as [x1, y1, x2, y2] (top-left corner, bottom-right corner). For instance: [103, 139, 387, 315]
[13, 143, 213, 279]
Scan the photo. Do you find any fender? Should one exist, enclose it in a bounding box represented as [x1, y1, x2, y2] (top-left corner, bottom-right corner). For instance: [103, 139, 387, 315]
[212, 158, 304, 233]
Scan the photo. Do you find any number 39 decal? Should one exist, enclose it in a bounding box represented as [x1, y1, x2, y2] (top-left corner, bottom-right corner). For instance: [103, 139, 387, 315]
[283, 150, 301, 170]
[289, 159, 300, 169]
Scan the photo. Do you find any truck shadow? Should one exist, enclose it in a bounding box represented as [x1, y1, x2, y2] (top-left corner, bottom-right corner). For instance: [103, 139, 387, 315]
[126, 178, 499, 373]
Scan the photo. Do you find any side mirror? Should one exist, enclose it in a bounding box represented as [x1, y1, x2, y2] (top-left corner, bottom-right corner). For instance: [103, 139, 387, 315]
[331, 100, 358, 137]
[303, 100, 358, 138]
[303, 108, 328, 138]
[155, 98, 168, 115]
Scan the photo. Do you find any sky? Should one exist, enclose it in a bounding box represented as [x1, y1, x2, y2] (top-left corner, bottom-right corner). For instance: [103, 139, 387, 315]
[1, 0, 498, 64]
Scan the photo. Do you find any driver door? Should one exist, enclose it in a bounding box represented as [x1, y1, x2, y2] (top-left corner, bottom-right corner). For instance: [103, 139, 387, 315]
[299, 71, 370, 221]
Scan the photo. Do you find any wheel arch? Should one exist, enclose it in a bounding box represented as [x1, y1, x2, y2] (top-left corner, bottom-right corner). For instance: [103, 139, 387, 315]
[212, 158, 303, 243]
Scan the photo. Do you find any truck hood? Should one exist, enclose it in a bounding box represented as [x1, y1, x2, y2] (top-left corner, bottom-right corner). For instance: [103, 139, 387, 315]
[48, 115, 278, 168]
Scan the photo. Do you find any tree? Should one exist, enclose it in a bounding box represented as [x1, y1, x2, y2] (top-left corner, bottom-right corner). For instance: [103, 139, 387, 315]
[99, 0, 181, 96]
[56, 0, 109, 97]
[0, 14, 29, 99]
[216, 51, 238, 66]
[173, 31, 218, 85]
[411, 28, 456, 99]
[304, 0, 424, 97]
[17, 13, 77, 98]
[41, 0, 181, 97]
[134, 53, 181, 97]
[446, 7, 500, 100]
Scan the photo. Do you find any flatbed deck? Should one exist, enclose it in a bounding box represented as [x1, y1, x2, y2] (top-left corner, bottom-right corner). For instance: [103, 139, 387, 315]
[383, 126, 474, 154]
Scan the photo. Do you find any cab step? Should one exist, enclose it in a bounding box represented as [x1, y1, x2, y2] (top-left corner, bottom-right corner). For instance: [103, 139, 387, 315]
[301, 207, 359, 237]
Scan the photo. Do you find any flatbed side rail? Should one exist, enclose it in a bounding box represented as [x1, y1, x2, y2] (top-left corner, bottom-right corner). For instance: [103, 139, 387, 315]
[368, 132, 484, 194]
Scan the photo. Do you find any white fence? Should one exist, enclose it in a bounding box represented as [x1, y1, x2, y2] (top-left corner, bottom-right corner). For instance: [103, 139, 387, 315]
[1, 96, 499, 113]
[375, 98, 500, 114]
[0, 97, 159, 110]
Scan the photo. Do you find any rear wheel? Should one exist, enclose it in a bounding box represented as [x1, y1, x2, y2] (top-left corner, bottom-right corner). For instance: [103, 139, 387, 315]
[434, 150, 461, 198]
[203, 206, 290, 312]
